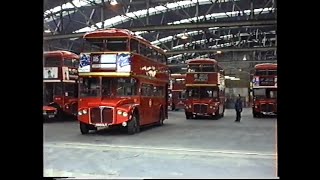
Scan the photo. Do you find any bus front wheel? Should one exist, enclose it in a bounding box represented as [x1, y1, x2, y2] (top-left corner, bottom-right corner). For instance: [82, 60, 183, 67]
[253, 110, 259, 118]
[171, 103, 176, 111]
[127, 114, 140, 135]
[212, 109, 221, 120]
[157, 108, 164, 126]
[221, 106, 225, 117]
[80, 122, 96, 134]
[185, 112, 192, 119]
[80, 122, 89, 134]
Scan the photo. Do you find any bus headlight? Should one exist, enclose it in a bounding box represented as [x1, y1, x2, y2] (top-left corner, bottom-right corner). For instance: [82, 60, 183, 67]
[117, 110, 128, 117]
[188, 105, 192, 109]
[78, 109, 88, 116]
[122, 112, 128, 117]
[209, 106, 213, 109]
[117, 110, 122, 115]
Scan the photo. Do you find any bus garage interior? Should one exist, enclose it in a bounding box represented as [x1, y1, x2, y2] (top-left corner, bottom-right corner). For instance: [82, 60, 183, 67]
[43, 0, 277, 178]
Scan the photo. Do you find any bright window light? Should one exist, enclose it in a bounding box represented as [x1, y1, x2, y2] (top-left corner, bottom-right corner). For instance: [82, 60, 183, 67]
[110, 0, 118, 5]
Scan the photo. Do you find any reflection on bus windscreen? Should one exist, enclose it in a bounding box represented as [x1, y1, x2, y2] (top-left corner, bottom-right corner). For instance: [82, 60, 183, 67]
[83, 38, 128, 52]
[186, 87, 218, 99]
[79, 77, 137, 97]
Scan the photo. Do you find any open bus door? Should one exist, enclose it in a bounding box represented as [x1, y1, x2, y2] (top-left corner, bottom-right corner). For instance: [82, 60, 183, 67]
[44, 83, 54, 104]
[165, 83, 168, 118]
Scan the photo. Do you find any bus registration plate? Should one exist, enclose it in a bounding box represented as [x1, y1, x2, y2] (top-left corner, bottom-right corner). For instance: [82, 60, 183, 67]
[95, 123, 108, 127]
[263, 112, 274, 115]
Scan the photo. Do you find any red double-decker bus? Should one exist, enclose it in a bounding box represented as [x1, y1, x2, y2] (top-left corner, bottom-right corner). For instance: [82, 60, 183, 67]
[184, 59, 226, 119]
[251, 63, 277, 117]
[169, 74, 186, 111]
[43, 51, 79, 120]
[77, 29, 169, 135]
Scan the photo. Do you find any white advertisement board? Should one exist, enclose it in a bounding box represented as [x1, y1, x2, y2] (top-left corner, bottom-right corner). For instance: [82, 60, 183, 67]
[116, 53, 131, 72]
[78, 53, 91, 72]
[43, 67, 58, 79]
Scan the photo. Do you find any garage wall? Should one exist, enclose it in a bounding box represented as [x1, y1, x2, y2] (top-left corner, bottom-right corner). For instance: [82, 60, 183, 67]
[225, 88, 250, 109]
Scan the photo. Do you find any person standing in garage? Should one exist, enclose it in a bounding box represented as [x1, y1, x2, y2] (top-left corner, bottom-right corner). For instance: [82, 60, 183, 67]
[234, 94, 243, 122]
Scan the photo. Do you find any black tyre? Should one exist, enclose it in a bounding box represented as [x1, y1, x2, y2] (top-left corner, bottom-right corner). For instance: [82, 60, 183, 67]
[253, 113, 257, 118]
[211, 115, 218, 120]
[127, 114, 139, 135]
[80, 122, 89, 134]
[49, 103, 65, 120]
[185, 112, 192, 119]
[253, 109, 259, 118]
[171, 103, 176, 111]
[158, 108, 164, 126]
[69, 103, 78, 117]
[135, 114, 140, 133]
[212, 108, 220, 120]
[221, 106, 225, 117]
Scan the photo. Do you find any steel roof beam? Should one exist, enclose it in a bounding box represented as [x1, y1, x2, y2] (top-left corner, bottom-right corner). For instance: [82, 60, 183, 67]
[128, 19, 276, 31]
[44, 19, 276, 40]
[168, 59, 277, 67]
[166, 46, 276, 55]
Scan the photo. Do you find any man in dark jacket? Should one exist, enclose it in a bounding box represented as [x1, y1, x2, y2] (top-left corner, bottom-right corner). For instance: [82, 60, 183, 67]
[234, 94, 243, 122]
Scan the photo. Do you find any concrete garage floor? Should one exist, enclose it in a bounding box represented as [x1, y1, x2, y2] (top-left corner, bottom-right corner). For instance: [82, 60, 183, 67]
[44, 108, 278, 178]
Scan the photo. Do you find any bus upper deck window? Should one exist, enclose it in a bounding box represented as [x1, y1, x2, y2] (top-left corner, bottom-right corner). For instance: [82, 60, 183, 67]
[213, 90, 218, 98]
[188, 65, 200, 72]
[106, 38, 128, 51]
[130, 39, 139, 53]
[202, 66, 215, 72]
[268, 70, 277, 75]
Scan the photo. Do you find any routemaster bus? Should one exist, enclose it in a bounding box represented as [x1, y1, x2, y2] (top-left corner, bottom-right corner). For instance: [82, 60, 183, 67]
[184, 59, 226, 119]
[251, 63, 277, 117]
[43, 51, 79, 120]
[77, 29, 169, 135]
[169, 74, 186, 111]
